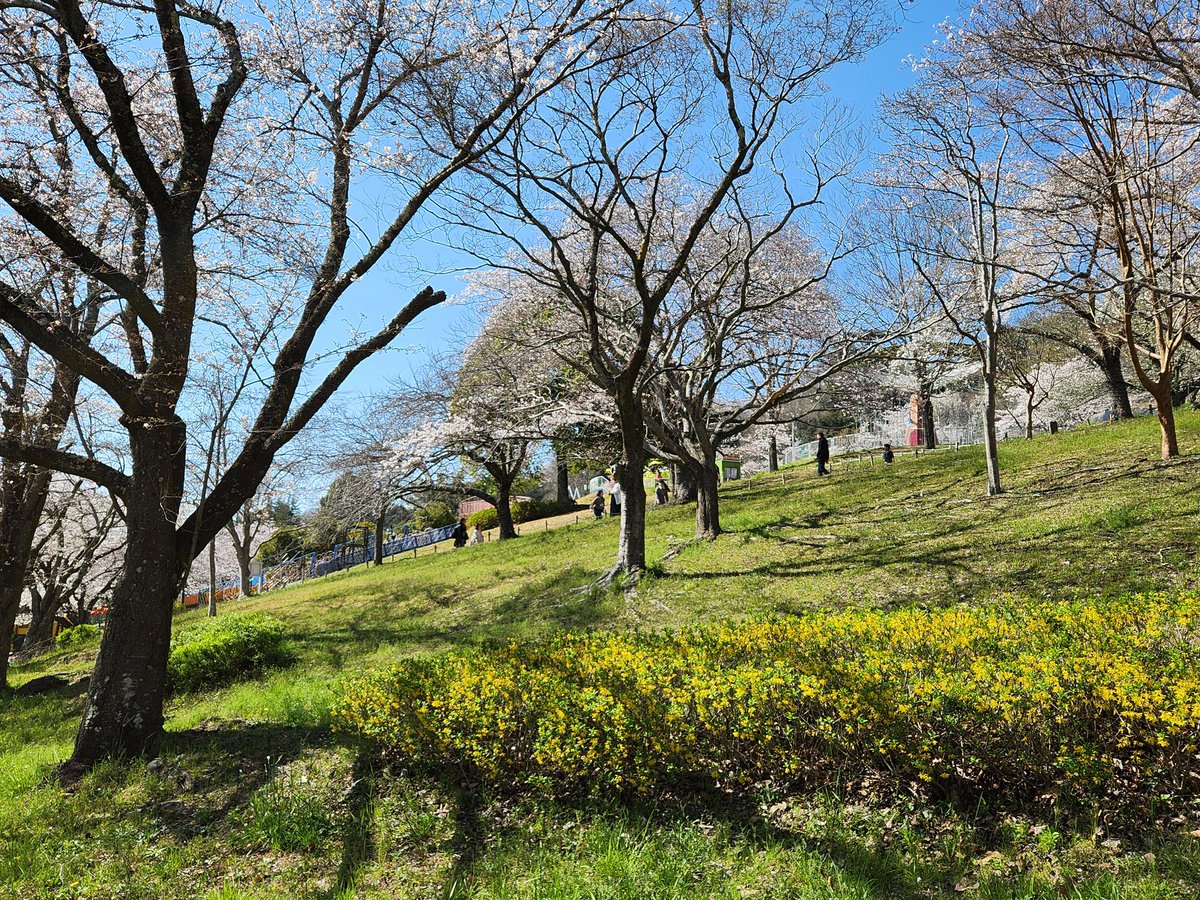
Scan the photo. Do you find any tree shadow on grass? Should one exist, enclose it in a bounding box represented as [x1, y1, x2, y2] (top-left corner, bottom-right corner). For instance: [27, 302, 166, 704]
[286, 565, 613, 670]
[151, 721, 327, 839]
[679, 460, 1200, 606]
[431, 783, 945, 900]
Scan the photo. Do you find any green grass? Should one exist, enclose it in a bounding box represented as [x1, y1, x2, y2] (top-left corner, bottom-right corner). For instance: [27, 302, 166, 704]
[4, 412, 1200, 898]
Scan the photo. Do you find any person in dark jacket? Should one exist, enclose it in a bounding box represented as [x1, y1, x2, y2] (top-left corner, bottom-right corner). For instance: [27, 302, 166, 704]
[654, 473, 670, 505]
[816, 432, 830, 476]
[452, 517, 469, 548]
[590, 490, 607, 520]
[882, 443, 894, 464]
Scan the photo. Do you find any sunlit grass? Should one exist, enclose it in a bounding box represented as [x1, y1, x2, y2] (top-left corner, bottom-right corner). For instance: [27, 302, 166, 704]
[3, 410, 1200, 898]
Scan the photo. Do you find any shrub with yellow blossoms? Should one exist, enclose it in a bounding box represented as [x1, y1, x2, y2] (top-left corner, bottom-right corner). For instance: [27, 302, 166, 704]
[331, 594, 1200, 809]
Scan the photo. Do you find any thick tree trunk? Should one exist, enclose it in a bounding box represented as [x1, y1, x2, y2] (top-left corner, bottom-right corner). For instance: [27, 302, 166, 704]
[1100, 345, 1133, 420]
[673, 464, 697, 503]
[0, 466, 51, 686]
[495, 481, 517, 540]
[694, 457, 721, 540]
[70, 420, 186, 769]
[1155, 388, 1179, 459]
[767, 435, 778, 472]
[24, 587, 60, 650]
[555, 453, 571, 503]
[0, 579, 21, 689]
[236, 545, 253, 596]
[612, 397, 647, 576]
[916, 398, 936, 451]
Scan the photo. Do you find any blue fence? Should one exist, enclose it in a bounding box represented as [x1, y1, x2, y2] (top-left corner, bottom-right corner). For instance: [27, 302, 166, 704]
[260, 524, 458, 591]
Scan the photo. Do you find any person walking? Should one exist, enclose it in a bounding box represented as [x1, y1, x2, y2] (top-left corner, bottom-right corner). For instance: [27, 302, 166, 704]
[590, 490, 607, 520]
[470, 524, 484, 545]
[654, 473, 670, 506]
[452, 517, 469, 548]
[816, 431, 830, 476]
[609, 482, 622, 518]
[882, 443, 894, 464]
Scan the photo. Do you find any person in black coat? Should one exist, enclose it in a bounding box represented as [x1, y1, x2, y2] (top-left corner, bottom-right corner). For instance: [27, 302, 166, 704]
[882, 443, 894, 464]
[815, 431, 830, 476]
[452, 517, 469, 548]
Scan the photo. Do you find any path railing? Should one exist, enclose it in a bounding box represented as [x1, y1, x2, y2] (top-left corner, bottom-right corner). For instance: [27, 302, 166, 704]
[259, 524, 458, 592]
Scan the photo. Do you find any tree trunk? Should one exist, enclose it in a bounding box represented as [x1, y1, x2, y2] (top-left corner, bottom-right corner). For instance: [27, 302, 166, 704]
[919, 388, 937, 450]
[236, 544, 253, 596]
[207, 540, 218, 617]
[0, 579, 22, 689]
[983, 362, 1002, 496]
[694, 457, 721, 540]
[495, 480, 517, 540]
[768, 435, 779, 472]
[70, 419, 186, 769]
[0, 464, 52, 688]
[374, 504, 387, 565]
[612, 396, 647, 576]
[1154, 388, 1179, 459]
[1025, 391, 1035, 440]
[555, 453, 571, 503]
[24, 587, 60, 650]
[1100, 344, 1133, 420]
[673, 464, 697, 503]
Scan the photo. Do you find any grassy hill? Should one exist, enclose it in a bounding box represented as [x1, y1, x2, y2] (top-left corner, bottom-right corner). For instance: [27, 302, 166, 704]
[4, 411, 1200, 899]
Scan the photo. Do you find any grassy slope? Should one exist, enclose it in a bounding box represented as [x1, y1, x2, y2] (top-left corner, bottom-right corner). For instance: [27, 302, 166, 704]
[4, 411, 1200, 899]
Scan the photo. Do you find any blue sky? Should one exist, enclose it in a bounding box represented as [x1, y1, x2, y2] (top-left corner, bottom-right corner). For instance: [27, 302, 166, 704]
[319, 0, 961, 405]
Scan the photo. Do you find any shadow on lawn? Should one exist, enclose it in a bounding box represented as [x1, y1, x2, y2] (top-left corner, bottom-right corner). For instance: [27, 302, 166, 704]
[287, 565, 613, 668]
[433, 785, 943, 900]
[675, 458, 1200, 605]
[152, 721, 326, 838]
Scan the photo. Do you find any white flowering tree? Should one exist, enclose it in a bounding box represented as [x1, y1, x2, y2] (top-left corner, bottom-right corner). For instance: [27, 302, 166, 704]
[640, 210, 910, 540]
[879, 49, 1038, 496]
[960, 0, 1200, 459]
[413, 308, 603, 539]
[22, 478, 124, 649]
[0, 0, 636, 768]
[450, 0, 892, 576]
[317, 397, 437, 563]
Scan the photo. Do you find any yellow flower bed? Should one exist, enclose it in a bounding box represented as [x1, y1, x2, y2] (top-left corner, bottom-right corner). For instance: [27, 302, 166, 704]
[331, 594, 1200, 805]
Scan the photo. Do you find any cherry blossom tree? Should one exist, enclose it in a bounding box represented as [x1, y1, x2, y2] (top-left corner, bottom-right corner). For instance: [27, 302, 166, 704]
[0, 192, 111, 686]
[0, 0, 636, 768]
[960, 0, 1200, 459]
[318, 397, 436, 563]
[879, 55, 1037, 495]
[451, 0, 893, 575]
[411, 310, 603, 539]
[22, 478, 123, 649]
[639, 208, 910, 540]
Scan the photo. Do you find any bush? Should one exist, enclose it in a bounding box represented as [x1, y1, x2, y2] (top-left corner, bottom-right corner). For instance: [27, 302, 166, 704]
[56, 624, 102, 649]
[414, 500, 455, 530]
[466, 507, 499, 530]
[333, 594, 1200, 811]
[256, 525, 312, 565]
[467, 499, 578, 531]
[169, 613, 291, 694]
[514, 498, 578, 524]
